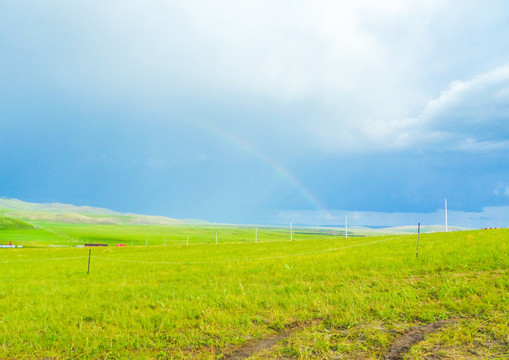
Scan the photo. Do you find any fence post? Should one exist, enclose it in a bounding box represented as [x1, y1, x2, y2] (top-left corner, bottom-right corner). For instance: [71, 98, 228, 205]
[416, 222, 420, 258]
[87, 249, 91, 275]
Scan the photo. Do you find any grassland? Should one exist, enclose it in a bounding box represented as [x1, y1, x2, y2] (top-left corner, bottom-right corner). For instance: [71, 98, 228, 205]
[0, 216, 34, 230]
[0, 224, 507, 359]
[0, 220, 351, 247]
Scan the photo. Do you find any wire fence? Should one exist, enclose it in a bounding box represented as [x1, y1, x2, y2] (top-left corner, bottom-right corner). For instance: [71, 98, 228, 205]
[1, 255, 89, 264]
[0, 234, 416, 265]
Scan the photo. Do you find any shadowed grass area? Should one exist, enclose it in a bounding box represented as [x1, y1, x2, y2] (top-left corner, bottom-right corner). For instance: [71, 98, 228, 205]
[0, 228, 507, 358]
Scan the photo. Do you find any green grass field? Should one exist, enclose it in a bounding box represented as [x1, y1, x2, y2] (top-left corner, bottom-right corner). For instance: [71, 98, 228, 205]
[0, 223, 507, 359]
[0, 221, 353, 247]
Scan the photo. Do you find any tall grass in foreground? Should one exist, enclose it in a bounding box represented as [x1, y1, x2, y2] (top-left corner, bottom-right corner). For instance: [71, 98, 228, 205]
[0, 229, 507, 359]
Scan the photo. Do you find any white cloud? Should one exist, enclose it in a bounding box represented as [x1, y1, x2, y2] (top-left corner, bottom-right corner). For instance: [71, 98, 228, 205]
[4, 1, 445, 105]
[422, 66, 509, 120]
[417, 63, 509, 151]
[494, 184, 509, 196]
[313, 62, 509, 153]
[46, 0, 433, 101]
[3, 0, 509, 155]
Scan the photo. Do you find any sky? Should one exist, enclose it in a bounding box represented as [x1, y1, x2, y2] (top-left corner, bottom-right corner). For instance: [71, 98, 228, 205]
[1, 0, 509, 227]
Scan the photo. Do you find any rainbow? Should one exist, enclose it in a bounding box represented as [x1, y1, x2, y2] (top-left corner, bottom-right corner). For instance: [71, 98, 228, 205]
[198, 121, 326, 212]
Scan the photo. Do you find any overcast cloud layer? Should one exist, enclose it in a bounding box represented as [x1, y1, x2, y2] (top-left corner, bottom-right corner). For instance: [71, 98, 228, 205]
[1, 1, 509, 226]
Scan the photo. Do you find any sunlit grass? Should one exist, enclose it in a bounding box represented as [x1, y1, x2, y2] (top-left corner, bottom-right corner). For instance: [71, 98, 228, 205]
[0, 228, 507, 358]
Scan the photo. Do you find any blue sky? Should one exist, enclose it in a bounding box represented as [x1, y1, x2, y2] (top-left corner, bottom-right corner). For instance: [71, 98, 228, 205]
[1, 1, 509, 227]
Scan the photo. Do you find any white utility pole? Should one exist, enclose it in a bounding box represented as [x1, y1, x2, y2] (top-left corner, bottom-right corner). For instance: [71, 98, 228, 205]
[345, 215, 348, 239]
[290, 223, 293, 241]
[445, 198, 448, 232]
[255, 227, 258, 243]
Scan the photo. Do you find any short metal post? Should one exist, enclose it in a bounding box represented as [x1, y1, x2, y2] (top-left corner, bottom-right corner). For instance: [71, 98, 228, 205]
[416, 222, 420, 258]
[87, 249, 91, 275]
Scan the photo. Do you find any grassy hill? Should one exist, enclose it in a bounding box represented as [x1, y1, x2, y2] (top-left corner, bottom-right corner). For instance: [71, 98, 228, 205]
[0, 198, 190, 226]
[0, 197, 118, 214]
[0, 216, 34, 230]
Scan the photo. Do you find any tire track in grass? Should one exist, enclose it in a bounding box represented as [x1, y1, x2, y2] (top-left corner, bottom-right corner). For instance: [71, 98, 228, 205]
[384, 320, 454, 360]
[223, 319, 454, 359]
[223, 320, 322, 360]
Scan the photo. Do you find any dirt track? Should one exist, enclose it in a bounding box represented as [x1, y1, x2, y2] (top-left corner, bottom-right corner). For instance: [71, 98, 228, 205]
[384, 320, 452, 359]
[223, 319, 453, 359]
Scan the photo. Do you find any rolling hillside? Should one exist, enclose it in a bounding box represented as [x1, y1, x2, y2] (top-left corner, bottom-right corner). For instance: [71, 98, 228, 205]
[0, 216, 34, 230]
[0, 198, 191, 226]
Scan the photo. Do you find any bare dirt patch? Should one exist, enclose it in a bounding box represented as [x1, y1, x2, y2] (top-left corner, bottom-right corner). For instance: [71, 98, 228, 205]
[384, 320, 453, 360]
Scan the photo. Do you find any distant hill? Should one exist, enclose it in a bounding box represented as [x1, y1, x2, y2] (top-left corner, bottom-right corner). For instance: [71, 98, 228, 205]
[0, 198, 202, 226]
[0, 198, 119, 215]
[0, 216, 34, 230]
[0, 198, 468, 231]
